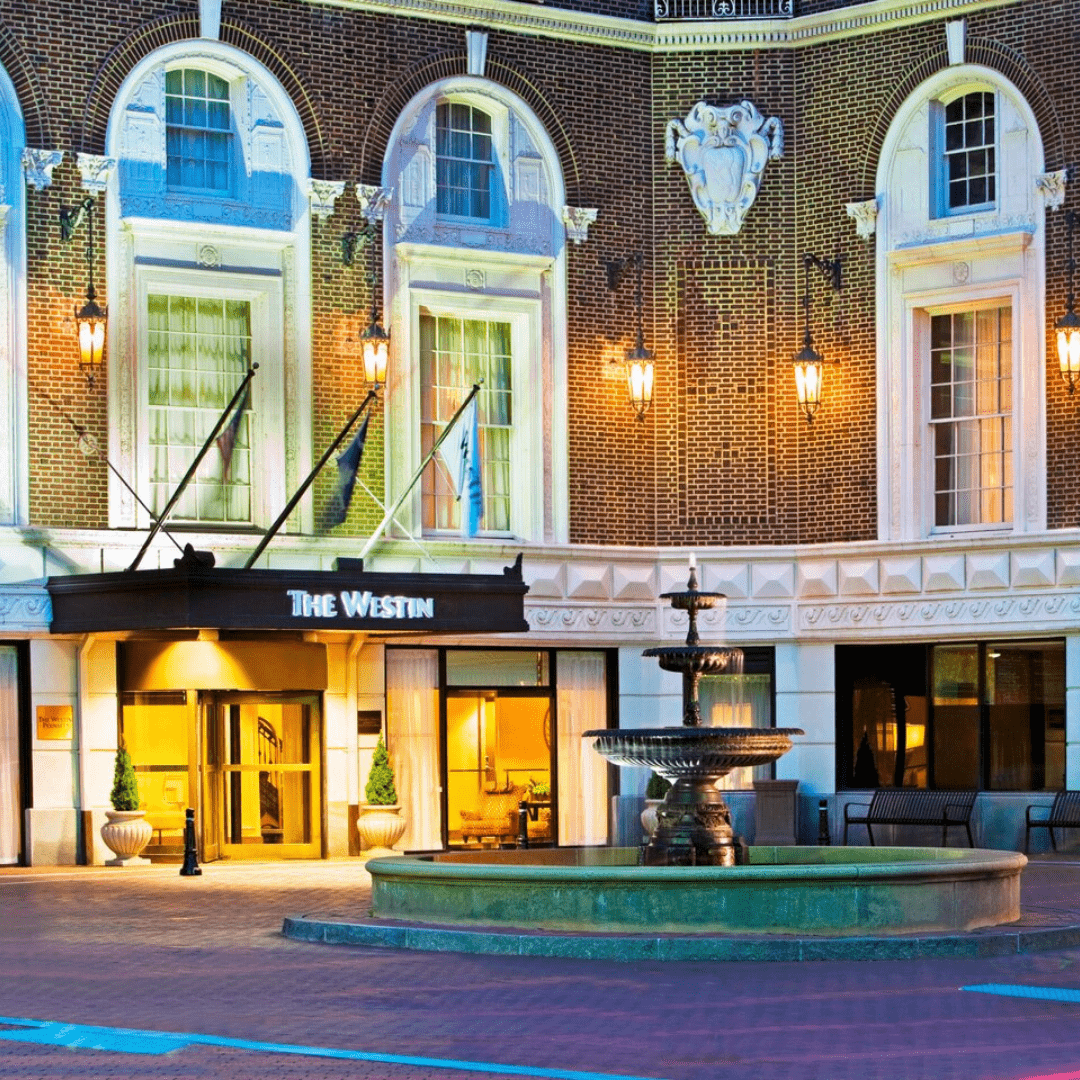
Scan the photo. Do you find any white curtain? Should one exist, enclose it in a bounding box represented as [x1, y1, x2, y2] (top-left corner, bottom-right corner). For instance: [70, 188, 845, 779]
[386, 649, 441, 850]
[557, 652, 608, 846]
[0, 648, 19, 864]
[702, 673, 772, 790]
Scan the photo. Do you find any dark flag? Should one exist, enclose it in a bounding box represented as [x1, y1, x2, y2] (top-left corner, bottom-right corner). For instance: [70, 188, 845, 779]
[325, 414, 370, 527]
[216, 385, 250, 481]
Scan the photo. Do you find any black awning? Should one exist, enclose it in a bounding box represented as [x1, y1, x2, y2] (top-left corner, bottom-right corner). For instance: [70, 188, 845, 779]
[47, 558, 529, 635]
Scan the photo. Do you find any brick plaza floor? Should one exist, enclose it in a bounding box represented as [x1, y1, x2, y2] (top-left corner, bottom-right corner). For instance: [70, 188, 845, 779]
[1, 855, 1080, 1080]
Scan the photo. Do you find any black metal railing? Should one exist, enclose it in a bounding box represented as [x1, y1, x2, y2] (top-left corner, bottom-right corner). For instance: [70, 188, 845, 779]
[655, 0, 793, 19]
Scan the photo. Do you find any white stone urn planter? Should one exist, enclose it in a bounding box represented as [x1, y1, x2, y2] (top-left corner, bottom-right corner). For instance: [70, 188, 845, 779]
[357, 804, 407, 859]
[640, 799, 663, 839]
[100, 810, 153, 866]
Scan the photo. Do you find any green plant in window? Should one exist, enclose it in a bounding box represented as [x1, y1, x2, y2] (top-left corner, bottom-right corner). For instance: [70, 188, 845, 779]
[365, 735, 398, 805]
[645, 771, 672, 800]
[109, 744, 141, 811]
[528, 778, 550, 799]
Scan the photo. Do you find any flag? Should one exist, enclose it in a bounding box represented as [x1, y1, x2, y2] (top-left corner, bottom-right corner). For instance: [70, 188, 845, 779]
[325, 414, 370, 527]
[438, 397, 483, 537]
[216, 386, 250, 482]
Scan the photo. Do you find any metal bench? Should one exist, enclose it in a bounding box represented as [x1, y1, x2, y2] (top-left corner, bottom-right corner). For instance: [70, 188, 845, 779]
[843, 789, 977, 846]
[1025, 791, 1080, 852]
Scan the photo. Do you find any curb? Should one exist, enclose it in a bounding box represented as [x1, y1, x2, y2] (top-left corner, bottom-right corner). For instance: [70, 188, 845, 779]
[282, 915, 1080, 963]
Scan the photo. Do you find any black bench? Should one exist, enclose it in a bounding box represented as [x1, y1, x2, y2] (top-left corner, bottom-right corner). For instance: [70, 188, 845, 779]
[1025, 791, 1080, 852]
[843, 789, 977, 846]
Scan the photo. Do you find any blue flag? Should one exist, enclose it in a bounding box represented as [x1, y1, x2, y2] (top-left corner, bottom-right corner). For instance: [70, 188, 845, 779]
[216, 386, 249, 481]
[440, 398, 483, 537]
[325, 414, 370, 527]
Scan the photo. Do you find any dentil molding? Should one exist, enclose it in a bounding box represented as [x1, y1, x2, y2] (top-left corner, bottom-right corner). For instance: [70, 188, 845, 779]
[665, 101, 783, 236]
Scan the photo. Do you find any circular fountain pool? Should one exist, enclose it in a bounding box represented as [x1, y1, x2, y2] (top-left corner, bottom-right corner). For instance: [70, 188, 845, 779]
[366, 845, 1025, 936]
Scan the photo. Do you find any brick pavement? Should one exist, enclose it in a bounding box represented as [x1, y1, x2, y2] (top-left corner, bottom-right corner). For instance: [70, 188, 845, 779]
[0, 857, 1079, 1080]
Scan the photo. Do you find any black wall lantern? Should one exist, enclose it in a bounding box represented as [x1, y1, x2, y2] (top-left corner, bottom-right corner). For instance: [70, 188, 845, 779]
[342, 221, 390, 388]
[1057, 208, 1080, 395]
[605, 253, 654, 421]
[793, 253, 842, 424]
[60, 198, 107, 385]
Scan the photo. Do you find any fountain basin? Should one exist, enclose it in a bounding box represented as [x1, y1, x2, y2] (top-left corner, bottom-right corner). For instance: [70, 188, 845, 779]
[368, 846, 1024, 936]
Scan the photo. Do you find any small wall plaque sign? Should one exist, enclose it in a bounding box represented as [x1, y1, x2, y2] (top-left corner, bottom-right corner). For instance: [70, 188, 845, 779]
[36, 704, 73, 741]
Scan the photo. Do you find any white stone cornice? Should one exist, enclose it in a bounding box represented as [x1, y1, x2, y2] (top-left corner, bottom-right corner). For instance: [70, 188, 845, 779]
[308, 178, 347, 219]
[846, 197, 878, 239]
[76, 153, 116, 195]
[21, 148, 63, 191]
[310, 0, 1020, 53]
[1036, 169, 1067, 211]
[561, 206, 598, 245]
[356, 184, 394, 223]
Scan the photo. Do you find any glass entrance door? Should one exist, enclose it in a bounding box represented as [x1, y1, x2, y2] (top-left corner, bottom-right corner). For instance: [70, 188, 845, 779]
[201, 694, 321, 859]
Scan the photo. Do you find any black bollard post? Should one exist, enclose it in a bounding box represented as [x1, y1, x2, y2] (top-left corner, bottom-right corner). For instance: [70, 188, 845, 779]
[817, 799, 831, 846]
[517, 801, 530, 849]
[179, 807, 202, 876]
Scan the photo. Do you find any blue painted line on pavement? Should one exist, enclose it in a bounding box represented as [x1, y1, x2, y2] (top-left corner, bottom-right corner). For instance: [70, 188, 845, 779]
[963, 984, 1080, 1004]
[0, 1015, 668, 1080]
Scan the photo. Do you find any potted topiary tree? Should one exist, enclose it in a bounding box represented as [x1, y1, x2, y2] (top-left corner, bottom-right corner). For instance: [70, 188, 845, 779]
[356, 734, 407, 858]
[99, 743, 153, 865]
[640, 771, 672, 838]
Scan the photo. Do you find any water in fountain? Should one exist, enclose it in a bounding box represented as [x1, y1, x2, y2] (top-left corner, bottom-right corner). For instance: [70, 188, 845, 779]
[585, 563, 804, 866]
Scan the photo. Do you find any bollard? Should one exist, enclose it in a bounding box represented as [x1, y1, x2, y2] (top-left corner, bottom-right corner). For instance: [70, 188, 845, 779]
[517, 801, 530, 849]
[817, 799, 831, 846]
[179, 807, 202, 876]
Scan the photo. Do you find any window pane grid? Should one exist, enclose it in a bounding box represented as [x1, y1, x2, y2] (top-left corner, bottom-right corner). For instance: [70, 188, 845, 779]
[148, 294, 253, 524]
[165, 69, 231, 192]
[420, 312, 512, 534]
[436, 103, 493, 220]
[944, 92, 995, 210]
[930, 306, 1012, 527]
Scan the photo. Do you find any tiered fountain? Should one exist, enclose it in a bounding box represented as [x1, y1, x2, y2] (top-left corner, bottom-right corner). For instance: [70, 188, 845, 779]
[587, 562, 802, 866]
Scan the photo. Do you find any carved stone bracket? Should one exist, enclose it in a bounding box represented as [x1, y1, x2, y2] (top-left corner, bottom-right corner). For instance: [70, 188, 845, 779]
[307, 178, 346, 219]
[356, 184, 393, 223]
[845, 197, 879, 239]
[77, 153, 116, 195]
[561, 206, 598, 245]
[665, 100, 783, 236]
[1036, 169, 1067, 211]
[22, 148, 64, 191]
[466, 28, 488, 77]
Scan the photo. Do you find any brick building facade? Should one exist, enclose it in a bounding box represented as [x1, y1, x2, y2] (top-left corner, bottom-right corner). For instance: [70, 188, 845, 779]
[0, 0, 1076, 865]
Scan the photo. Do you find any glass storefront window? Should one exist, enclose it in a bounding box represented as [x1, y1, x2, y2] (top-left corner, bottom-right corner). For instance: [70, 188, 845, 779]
[121, 691, 189, 843]
[445, 650, 549, 687]
[838, 640, 1065, 791]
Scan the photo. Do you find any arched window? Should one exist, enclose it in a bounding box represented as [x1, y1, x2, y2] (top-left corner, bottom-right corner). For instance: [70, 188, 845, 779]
[105, 42, 313, 532]
[0, 62, 25, 526]
[381, 79, 568, 546]
[875, 66, 1048, 541]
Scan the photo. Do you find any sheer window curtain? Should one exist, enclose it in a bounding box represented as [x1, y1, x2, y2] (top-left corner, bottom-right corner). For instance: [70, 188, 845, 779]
[0, 648, 20, 864]
[701, 673, 772, 790]
[556, 652, 608, 846]
[386, 649, 441, 850]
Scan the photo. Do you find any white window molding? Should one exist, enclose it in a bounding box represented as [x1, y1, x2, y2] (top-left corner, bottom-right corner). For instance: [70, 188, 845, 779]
[0, 63, 26, 526]
[105, 41, 313, 532]
[875, 65, 1046, 542]
[381, 77, 569, 547]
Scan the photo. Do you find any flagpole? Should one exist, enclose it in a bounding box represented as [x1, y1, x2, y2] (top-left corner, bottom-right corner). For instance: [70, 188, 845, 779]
[357, 382, 481, 563]
[127, 364, 259, 572]
[244, 389, 378, 570]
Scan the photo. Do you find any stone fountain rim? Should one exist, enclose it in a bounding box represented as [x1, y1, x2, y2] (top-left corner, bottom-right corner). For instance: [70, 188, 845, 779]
[584, 726, 805, 739]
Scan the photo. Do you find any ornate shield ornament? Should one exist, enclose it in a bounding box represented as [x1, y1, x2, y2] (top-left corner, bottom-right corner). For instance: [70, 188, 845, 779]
[665, 100, 784, 236]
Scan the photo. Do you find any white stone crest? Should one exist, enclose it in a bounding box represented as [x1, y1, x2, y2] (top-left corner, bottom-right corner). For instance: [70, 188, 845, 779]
[561, 206, 598, 245]
[356, 184, 393, 223]
[665, 100, 783, 236]
[76, 153, 116, 195]
[1036, 169, 1067, 211]
[22, 148, 64, 191]
[845, 197, 878, 239]
[307, 178, 346, 219]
